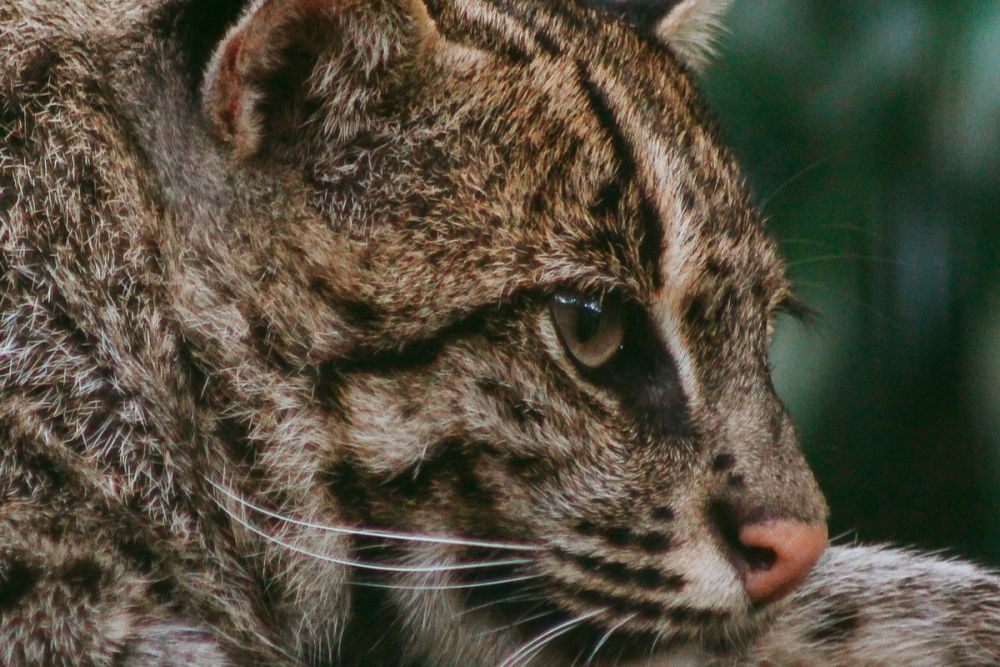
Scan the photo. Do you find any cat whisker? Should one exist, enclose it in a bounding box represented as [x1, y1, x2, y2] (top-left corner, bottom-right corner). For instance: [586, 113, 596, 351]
[500, 608, 606, 667]
[830, 528, 860, 546]
[472, 605, 554, 638]
[217, 498, 534, 574]
[645, 629, 665, 665]
[779, 238, 831, 249]
[209, 479, 543, 552]
[758, 148, 849, 211]
[344, 574, 545, 592]
[786, 253, 912, 270]
[451, 587, 546, 618]
[793, 279, 898, 327]
[582, 613, 636, 667]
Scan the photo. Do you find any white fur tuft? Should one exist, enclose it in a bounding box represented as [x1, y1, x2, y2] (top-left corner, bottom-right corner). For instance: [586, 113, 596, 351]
[654, 0, 733, 70]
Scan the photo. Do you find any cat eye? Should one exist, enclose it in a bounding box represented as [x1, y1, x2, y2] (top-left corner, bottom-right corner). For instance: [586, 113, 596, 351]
[550, 292, 625, 369]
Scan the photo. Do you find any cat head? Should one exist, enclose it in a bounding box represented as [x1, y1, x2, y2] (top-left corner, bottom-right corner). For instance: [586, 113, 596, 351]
[200, 1, 827, 662]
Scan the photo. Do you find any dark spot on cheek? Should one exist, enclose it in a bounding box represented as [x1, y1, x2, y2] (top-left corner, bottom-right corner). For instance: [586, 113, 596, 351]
[455, 474, 481, 499]
[61, 557, 104, 600]
[651, 506, 675, 521]
[808, 596, 862, 644]
[217, 414, 258, 468]
[727, 474, 745, 489]
[308, 275, 329, 297]
[712, 453, 736, 472]
[410, 198, 432, 218]
[20, 48, 60, 92]
[0, 559, 39, 610]
[635, 567, 684, 591]
[600, 526, 636, 547]
[117, 536, 156, 573]
[598, 560, 629, 581]
[323, 459, 372, 522]
[149, 576, 176, 602]
[638, 532, 672, 554]
[454, 464, 495, 508]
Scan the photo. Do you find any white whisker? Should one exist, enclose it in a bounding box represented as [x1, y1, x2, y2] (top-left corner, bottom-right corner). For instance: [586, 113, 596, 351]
[472, 605, 554, 638]
[345, 573, 544, 592]
[645, 629, 665, 665]
[501, 608, 606, 667]
[209, 479, 542, 552]
[452, 588, 546, 618]
[218, 497, 533, 575]
[583, 613, 636, 666]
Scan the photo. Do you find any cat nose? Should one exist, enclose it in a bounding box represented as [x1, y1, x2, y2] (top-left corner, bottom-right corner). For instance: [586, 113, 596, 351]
[738, 520, 828, 604]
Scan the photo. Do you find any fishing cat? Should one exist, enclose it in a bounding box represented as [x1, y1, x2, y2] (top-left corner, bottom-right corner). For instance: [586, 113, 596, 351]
[1, 0, 998, 665]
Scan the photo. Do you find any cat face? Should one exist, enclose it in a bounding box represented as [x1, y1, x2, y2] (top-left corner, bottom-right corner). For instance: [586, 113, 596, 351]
[204, 0, 827, 662]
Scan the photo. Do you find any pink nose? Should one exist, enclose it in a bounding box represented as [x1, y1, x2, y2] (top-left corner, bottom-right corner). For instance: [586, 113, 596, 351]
[739, 520, 828, 604]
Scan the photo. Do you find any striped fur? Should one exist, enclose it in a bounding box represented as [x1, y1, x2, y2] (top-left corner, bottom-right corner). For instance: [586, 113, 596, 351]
[1, 1, 998, 665]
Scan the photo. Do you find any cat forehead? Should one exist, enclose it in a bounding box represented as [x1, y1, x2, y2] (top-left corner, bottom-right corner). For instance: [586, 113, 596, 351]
[427, 8, 784, 302]
[294, 1, 785, 329]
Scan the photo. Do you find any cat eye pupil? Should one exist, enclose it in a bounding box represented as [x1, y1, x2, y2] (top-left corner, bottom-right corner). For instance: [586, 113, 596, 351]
[575, 300, 603, 343]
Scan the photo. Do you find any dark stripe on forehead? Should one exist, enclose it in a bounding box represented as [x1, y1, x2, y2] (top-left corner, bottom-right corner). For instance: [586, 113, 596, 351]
[478, 0, 565, 56]
[427, 0, 560, 62]
[577, 64, 665, 289]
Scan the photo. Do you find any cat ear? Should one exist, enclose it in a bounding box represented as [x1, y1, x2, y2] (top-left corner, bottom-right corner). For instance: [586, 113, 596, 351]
[202, 0, 437, 158]
[591, 0, 732, 71]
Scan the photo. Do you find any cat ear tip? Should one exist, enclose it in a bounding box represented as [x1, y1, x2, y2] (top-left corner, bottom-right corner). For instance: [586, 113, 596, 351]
[611, 0, 734, 71]
[656, 11, 732, 68]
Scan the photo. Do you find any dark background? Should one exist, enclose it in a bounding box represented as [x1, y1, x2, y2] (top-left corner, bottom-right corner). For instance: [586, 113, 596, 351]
[701, 1, 1000, 564]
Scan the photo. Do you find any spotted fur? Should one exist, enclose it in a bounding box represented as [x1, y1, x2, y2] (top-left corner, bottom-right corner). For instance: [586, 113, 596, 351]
[1, 1, 998, 665]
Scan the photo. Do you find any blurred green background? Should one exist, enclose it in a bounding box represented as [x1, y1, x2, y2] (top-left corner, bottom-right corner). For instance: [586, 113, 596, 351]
[701, 1, 1000, 564]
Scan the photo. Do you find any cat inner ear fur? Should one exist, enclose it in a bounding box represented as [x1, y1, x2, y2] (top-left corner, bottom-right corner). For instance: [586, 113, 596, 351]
[202, 0, 438, 159]
[590, 0, 732, 70]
